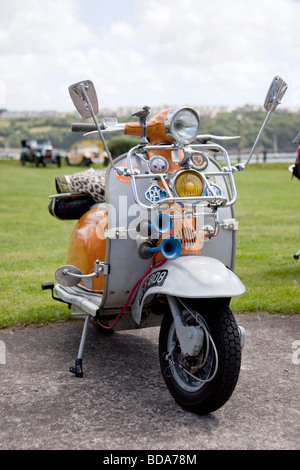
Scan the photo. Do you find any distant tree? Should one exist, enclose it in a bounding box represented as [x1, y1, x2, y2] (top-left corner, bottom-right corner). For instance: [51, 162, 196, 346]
[107, 136, 140, 157]
[1, 110, 300, 152]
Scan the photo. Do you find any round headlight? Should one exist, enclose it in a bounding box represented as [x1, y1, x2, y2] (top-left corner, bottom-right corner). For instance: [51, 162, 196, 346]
[174, 170, 204, 197]
[165, 107, 200, 144]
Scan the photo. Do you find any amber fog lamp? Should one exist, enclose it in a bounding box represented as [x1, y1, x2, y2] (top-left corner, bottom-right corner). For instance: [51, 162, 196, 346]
[165, 107, 200, 144]
[174, 170, 204, 197]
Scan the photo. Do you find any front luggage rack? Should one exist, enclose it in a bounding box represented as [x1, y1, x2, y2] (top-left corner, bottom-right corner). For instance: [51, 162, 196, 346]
[125, 143, 238, 211]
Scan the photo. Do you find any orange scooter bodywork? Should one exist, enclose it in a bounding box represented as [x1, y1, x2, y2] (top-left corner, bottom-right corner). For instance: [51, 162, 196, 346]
[125, 109, 172, 145]
[66, 206, 107, 292]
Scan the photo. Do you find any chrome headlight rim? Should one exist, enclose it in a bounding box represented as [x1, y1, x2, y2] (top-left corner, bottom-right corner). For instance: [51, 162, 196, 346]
[164, 107, 200, 145]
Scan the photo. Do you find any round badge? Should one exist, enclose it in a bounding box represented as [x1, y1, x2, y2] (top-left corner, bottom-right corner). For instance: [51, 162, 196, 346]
[191, 152, 208, 171]
[205, 184, 222, 197]
[149, 156, 169, 173]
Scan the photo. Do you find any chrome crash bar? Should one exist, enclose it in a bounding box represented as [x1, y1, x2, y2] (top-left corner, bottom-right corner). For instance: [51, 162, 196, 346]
[125, 143, 238, 211]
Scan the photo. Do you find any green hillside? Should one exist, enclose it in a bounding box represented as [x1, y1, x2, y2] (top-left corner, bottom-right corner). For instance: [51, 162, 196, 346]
[1, 107, 300, 152]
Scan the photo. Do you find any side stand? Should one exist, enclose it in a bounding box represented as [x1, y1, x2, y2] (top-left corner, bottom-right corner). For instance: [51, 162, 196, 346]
[70, 314, 92, 377]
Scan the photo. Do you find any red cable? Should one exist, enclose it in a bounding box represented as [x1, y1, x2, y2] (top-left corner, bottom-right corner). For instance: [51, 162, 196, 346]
[97, 253, 167, 330]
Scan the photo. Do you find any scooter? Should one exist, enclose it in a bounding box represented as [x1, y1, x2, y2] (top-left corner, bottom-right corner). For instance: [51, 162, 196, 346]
[42, 76, 287, 415]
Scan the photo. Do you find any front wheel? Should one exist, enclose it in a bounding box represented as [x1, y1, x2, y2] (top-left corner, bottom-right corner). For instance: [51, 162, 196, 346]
[159, 298, 241, 415]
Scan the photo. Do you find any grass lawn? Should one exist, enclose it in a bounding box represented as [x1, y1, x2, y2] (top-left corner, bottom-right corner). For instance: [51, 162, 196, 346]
[231, 162, 300, 313]
[0, 159, 299, 329]
[0, 159, 89, 328]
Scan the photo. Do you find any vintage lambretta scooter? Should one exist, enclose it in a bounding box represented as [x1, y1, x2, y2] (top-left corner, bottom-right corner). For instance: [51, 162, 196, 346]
[42, 76, 287, 414]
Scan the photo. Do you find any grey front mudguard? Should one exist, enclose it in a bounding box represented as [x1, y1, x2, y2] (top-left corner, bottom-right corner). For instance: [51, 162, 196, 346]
[131, 255, 245, 325]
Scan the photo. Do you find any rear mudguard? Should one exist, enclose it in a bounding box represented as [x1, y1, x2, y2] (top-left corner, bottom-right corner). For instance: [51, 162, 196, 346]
[131, 255, 245, 325]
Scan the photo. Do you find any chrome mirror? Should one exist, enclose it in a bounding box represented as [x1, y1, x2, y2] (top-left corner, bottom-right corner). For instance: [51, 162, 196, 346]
[68, 80, 99, 118]
[264, 76, 288, 112]
[244, 76, 288, 167]
[68, 79, 117, 170]
[55, 265, 83, 287]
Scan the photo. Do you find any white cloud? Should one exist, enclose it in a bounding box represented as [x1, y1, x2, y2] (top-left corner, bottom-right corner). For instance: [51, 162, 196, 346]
[137, 0, 300, 107]
[109, 21, 136, 44]
[0, 0, 96, 108]
[0, 0, 299, 111]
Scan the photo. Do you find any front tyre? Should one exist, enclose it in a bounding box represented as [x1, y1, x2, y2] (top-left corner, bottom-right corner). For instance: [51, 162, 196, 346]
[159, 299, 241, 415]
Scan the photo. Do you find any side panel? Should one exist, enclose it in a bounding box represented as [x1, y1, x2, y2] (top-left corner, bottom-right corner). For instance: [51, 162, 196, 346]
[201, 204, 236, 270]
[200, 157, 236, 270]
[66, 205, 107, 292]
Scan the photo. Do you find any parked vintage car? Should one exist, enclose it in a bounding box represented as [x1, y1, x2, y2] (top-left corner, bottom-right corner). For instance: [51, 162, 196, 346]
[65, 139, 106, 166]
[20, 139, 62, 167]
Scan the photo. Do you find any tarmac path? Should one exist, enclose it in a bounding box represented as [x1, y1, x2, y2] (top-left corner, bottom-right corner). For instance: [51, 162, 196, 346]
[0, 313, 299, 451]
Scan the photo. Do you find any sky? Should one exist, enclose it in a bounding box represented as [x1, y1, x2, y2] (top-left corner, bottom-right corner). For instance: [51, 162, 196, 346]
[0, 0, 300, 112]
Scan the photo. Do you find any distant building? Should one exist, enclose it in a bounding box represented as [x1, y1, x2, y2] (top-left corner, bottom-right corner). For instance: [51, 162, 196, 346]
[113, 105, 232, 119]
[4, 103, 294, 121]
[0, 110, 67, 118]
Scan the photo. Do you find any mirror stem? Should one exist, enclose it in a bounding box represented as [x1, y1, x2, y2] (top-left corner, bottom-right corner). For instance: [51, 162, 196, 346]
[244, 108, 273, 166]
[245, 81, 285, 167]
[80, 82, 117, 170]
